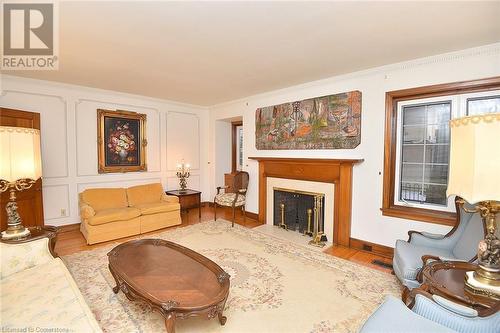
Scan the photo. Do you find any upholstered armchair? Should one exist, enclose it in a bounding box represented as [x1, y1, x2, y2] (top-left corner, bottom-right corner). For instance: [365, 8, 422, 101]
[393, 197, 485, 289]
[360, 291, 500, 333]
[214, 171, 249, 227]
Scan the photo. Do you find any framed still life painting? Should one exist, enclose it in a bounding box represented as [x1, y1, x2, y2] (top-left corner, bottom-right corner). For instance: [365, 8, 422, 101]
[97, 109, 147, 173]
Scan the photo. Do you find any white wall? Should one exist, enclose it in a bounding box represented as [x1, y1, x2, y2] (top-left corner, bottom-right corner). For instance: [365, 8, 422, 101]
[0, 75, 210, 226]
[214, 120, 232, 189]
[209, 43, 500, 247]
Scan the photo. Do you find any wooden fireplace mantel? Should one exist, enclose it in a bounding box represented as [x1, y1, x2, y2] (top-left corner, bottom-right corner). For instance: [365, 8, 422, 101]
[248, 157, 363, 246]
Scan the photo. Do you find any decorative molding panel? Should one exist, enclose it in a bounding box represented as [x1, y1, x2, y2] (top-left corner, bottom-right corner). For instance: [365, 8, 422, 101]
[166, 111, 201, 171]
[75, 99, 161, 176]
[42, 184, 70, 220]
[1, 90, 69, 178]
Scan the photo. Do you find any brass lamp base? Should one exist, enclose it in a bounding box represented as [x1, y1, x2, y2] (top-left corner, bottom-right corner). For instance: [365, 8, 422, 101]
[464, 270, 500, 300]
[1, 226, 30, 240]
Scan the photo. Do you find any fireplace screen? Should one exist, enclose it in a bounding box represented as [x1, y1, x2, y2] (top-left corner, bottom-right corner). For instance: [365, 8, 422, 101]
[273, 187, 326, 244]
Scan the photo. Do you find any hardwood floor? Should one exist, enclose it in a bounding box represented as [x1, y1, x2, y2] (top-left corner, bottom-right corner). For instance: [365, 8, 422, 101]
[54, 204, 392, 273]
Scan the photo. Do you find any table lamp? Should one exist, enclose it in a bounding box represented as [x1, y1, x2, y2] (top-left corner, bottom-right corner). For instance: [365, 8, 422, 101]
[0, 126, 42, 239]
[447, 113, 500, 298]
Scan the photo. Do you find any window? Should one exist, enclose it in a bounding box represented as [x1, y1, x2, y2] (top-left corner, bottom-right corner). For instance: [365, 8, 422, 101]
[382, 77, 500, 225]
[231, 121, 243, 172]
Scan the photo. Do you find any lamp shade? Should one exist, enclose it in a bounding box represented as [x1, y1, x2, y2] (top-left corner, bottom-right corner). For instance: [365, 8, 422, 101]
[0, 126, 42, 182]
[447, 113, 500, 204]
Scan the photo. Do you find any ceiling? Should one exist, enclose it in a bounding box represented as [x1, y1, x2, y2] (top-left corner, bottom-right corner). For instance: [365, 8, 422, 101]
[4, 1, 500, 106]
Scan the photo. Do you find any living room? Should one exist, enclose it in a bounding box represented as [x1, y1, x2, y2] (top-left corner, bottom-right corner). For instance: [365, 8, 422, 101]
[1, 1, 499, 332]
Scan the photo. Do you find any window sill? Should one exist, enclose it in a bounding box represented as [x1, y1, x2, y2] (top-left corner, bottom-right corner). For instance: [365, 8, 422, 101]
[381, 205, 456, 226]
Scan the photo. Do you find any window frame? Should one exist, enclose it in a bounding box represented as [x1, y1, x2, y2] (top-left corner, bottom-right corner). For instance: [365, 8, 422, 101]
[231, 120, 243, 172]
[381, 76, 500, 226]
[394, 96, 456, 212]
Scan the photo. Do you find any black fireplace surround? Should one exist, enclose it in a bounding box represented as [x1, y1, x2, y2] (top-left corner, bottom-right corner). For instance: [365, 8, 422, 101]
[273, 188, 325, 234]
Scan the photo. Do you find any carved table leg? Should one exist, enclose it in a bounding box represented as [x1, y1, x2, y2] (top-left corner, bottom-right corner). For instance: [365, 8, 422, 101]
[109, 264, 120, 294]
[218, 312, 227, 326]
[165, 312, 176, 333]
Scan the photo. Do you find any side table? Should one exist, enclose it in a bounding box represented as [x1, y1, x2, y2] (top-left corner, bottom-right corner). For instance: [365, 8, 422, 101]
[1, 225, 59, 257]
[165, 189, 202, 220]
[405, 260, 499, 317]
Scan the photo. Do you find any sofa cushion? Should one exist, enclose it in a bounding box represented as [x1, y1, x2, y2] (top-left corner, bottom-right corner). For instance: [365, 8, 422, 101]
[394, 239, 454, 281]
[1, 258, 102, 332]
[135, 202, 180, 215]
[81, 188, 128, 211]
[87, 207, 141, 226]
[127, 183, 164, 206]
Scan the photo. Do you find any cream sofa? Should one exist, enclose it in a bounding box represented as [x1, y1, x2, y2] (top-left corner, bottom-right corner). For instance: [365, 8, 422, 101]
[0, 236, 102, 332]
[79, 183, 181, 245]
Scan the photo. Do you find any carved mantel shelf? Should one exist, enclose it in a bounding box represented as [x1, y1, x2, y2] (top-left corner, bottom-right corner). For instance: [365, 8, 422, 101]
[248, 157, 363, 247]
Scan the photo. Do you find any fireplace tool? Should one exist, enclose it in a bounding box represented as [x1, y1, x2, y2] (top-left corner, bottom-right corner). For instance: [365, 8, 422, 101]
[279, 203, 288, 230]
[304, 208, 313, 236]
[309, 195, 327, 247]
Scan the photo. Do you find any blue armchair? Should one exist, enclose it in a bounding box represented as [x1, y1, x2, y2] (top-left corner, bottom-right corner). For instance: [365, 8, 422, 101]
[360, 292, 500, 333]
[393, 197, 485, 289]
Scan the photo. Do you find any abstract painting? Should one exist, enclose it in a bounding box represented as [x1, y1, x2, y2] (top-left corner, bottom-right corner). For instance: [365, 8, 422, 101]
[255, 91, 361, 150]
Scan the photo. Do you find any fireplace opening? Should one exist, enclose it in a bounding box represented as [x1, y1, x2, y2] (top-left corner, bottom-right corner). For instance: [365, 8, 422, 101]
[273, 187, 327, 246]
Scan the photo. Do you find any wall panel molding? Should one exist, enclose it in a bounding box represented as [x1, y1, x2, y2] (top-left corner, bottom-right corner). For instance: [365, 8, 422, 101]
[166, 111, 201, 171]
[1, 89, 69, 178]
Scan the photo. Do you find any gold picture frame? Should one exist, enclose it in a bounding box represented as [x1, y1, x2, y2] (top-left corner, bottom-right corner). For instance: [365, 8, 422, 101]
[97, 109, 147, 173]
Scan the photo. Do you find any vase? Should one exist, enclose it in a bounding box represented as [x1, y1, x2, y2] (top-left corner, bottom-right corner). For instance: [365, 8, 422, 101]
[119, 149, 128, 161]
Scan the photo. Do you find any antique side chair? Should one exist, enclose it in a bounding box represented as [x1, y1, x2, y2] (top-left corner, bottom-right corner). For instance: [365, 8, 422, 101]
[214, 171, 249, 227]
[393, 196, 485, 290]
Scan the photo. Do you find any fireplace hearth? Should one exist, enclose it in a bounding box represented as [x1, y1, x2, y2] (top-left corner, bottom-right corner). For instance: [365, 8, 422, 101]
[273, 187, 327, 245]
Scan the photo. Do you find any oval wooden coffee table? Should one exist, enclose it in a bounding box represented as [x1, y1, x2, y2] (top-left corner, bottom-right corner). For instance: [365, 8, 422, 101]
[107, 239, 230, 333]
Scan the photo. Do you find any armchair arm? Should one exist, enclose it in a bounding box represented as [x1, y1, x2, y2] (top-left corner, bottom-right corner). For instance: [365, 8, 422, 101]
[216, 186, 229, 195]
[162, 194, 179, 203]
[79, 203, 95, 219]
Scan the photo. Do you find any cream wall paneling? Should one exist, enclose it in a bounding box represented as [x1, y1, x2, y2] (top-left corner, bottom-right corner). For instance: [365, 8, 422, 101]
[1, 90, 69, 179]
[76, 177, 163, 193]
[166, 111, 201, 171]
[167, 174, 201, 192]
[75, 99, 162, 176]
[42, 184, 70, 221]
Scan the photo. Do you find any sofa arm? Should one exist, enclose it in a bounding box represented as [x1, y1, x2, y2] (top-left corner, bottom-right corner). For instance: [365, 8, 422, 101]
[80, 203, 95, 219]
[162, 194, 179, 203]
[1, 237, 55, 279]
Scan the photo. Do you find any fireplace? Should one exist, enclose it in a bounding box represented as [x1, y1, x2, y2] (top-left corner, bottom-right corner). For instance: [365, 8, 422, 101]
[249, 157, 363, 246]
[273, 188, 326, 241]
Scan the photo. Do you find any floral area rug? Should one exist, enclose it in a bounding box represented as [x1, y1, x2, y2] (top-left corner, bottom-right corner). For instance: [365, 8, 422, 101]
[63, 220, 401, 333]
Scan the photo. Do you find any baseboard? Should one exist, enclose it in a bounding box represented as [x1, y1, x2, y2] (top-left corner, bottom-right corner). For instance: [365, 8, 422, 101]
[244, 211, 259, 220]
[349, 237, 394, 259]
[57, 223, 81, 233]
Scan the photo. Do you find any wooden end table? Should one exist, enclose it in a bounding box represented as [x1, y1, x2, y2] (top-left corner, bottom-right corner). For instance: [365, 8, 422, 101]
[166, 189, 201, 220]
[405, 261, 499, 317]
[1, 225, 59, 257]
